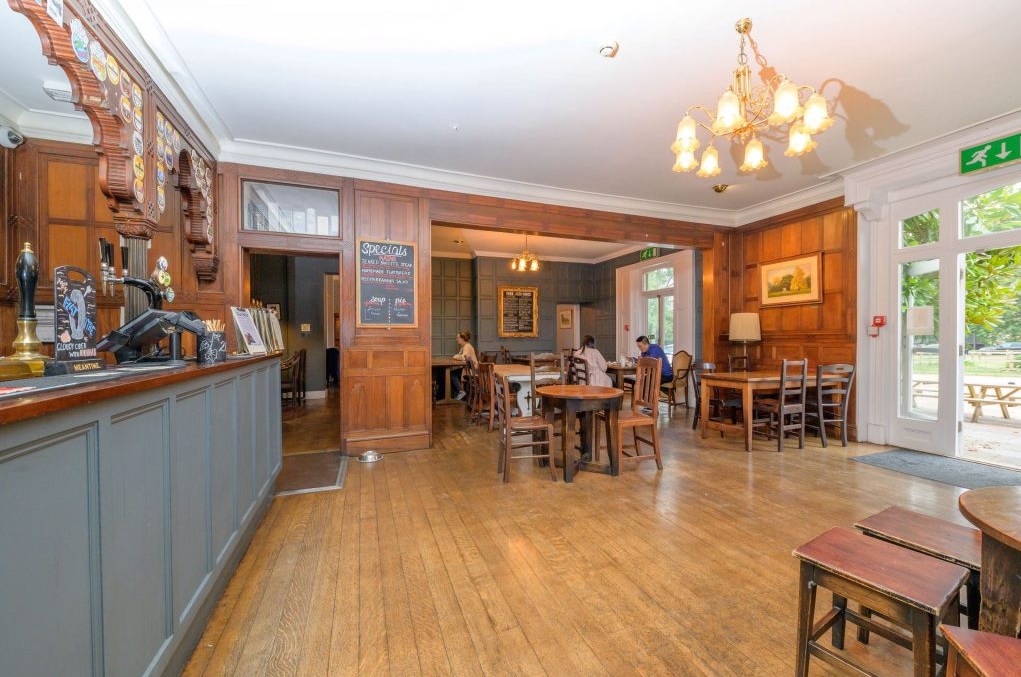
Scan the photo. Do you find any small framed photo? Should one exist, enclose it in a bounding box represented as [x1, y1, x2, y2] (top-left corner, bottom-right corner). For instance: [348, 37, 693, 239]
[266, 303, 281, 319]
[759, 254, 822, 307]
[558, 308, 573, 329]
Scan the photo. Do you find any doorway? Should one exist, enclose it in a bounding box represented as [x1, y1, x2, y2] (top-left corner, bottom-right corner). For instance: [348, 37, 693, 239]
[887, 178, 1021, 464]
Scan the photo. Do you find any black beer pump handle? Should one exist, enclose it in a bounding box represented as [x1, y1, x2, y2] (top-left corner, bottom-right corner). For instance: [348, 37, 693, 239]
[99, 237, 108, 266]
[120, 245, 129, 273]
[106, 243, 115, 271]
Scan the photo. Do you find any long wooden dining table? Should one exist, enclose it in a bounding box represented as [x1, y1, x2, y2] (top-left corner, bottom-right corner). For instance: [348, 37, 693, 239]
[700, 370, 822, 451]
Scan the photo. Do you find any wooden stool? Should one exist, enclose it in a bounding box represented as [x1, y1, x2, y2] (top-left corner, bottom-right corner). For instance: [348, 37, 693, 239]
[793, 527, 968, 677]
[941, 624, 1021, 676]
[855, 506, 982, 630]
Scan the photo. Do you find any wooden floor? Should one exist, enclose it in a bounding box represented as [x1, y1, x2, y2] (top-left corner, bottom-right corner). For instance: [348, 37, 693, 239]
[183, 401, 976, 676]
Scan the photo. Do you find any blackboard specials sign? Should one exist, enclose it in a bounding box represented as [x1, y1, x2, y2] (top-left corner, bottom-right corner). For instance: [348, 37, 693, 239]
[356, 238, 417, 327]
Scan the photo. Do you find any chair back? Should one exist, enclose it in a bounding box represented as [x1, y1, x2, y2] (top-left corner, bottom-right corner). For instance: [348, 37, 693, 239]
[779, 359, 808, 412]
[669, 350, 693, 388]
[569, 355, 590, 385]
[529, 352, 562, 413]
[499, 346, 512, 364]
[728, 354, 749, 372]
[816, 364, 855, 411]
[478, 362, 494, 407]
[493, 373, 511, 437]
[632, 357, 663, 411]
[479, 351, 497, 364]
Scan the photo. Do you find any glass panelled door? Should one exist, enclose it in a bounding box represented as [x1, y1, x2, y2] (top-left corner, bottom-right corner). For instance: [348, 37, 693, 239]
[641, 266, 675, 355]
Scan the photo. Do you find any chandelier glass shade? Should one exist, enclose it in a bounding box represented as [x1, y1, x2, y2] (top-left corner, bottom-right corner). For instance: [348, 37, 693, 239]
[671, 18, 833, 177]
[510, 234, 539, 272]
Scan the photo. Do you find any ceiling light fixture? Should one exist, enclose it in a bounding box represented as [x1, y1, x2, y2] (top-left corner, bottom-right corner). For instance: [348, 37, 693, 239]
[670, 18, 833, 178]
[510, 234, 539, 272]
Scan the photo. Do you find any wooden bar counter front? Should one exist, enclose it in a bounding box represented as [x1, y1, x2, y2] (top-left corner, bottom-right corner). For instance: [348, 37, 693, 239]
[0, 356, 282, 677]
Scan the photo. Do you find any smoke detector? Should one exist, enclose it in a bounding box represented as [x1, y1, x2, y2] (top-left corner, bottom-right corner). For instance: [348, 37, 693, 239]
[599, 41, 619, 58]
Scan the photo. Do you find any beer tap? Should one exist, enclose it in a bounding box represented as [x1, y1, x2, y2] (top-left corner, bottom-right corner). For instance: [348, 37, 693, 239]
[99, 237, 109, 295]
[96, 237, 175, 310]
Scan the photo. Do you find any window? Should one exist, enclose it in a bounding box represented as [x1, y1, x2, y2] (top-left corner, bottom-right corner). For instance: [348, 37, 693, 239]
[243, 181, 339, 236]
[642, 266, 675, 354]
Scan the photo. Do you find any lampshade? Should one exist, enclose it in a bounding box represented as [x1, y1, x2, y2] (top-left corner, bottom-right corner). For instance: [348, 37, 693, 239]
[696, 145, 721, 178]
[729, 313, 761, 342]
[739, 136, 767, 172]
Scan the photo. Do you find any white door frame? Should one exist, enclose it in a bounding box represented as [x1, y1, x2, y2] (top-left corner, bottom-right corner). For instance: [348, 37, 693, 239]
[615, 250, 695, 362]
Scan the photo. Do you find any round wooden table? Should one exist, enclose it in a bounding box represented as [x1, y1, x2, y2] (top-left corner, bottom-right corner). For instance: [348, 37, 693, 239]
[535, 385, 623, 483]
[959, 485, 1021, 637]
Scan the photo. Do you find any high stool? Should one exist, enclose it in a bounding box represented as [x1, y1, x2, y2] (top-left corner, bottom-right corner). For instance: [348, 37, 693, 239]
[941, 624, 1021, 676]
[855, 506, 982, 630]
[793, 527, 968, 677]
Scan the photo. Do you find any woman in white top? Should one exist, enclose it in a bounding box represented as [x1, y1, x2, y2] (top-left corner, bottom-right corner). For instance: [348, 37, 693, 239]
[573, 335, 612, 387]
[451, 329, 477, 400]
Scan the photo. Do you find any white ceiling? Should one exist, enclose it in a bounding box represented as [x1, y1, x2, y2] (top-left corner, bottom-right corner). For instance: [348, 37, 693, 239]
[3, 1, 1021, 260]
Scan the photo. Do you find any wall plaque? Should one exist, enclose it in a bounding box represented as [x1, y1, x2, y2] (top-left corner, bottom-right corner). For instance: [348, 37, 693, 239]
[498, 286, 538, 338]
[356, 238, 417, 327]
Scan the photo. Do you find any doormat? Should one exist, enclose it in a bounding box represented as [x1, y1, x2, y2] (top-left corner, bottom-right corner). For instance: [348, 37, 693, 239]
[852, 449, 1021, 489]
[275, 451, 348, 496]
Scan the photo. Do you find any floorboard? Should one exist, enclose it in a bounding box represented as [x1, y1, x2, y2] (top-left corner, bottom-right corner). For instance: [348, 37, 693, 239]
[185, 400, 976, 676]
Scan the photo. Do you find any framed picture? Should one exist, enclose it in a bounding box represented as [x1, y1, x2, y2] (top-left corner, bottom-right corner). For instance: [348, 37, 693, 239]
[759, 254, 822, 307]
[266, 303, 281, 319]
[498, 286, 538, 337]
[558, 308, 573, 329]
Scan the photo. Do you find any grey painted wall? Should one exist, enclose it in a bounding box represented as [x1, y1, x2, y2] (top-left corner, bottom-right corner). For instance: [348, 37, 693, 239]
[431, 257, 475, 356]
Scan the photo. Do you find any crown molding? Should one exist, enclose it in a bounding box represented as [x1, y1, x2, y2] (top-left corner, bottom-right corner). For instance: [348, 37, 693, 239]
[0, 88, 93, 143]
[731, 180, 845, 226]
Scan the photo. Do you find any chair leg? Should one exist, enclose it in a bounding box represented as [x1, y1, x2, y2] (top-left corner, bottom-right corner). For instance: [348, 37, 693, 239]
[795, 563, 818, 677]
[818, 400, 829, 448]
[651, 423, 662, 469]
[798, 414, 805, 449]
[545, 426, 557, 481]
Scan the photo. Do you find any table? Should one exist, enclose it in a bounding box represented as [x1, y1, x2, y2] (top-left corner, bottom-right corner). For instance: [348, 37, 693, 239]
[431, 356, 463, 405]
[605, 363, 636, 388]
[535, 385, 623, 482]
[494, 363, 560, 417]
[700, 370, 821, 451]
[958, 486, 1021, 638]
[911, 376, 1021, 422]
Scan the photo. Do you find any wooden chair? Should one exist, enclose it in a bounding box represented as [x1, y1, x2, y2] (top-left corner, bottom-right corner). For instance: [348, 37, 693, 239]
[805, 363, 856, 447]
[941, 625, 1021, 676]
[280, 352, 302, 407]
[727, 354, 750, 372]
[603, 356, 663, 469]
[498, 346, 512, 364]
[660, 349, 693, 415]
[529, 352, 563, 418]
[494, 374, 556, 482]
[794, 527, 967, 677]
[752, 358, 807, 451]
[692, 362, 741, 431]
[569, 355, 589, 385]
[469, 361, 495, 428]
[462, 361, 480, 422]
[478, 351, 497, 364]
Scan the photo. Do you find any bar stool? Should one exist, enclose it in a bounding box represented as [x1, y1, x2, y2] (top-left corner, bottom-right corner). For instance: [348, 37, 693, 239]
[793, 527, 968, 677]
[941, 624, 1021, 676]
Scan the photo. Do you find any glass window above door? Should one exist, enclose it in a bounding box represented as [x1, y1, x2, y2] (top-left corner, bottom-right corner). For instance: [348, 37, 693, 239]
[243, 181, 339, 236]
[643, 266, 674, 291]
[900, 209, 940, 248]
[961, 180, 1021, 239]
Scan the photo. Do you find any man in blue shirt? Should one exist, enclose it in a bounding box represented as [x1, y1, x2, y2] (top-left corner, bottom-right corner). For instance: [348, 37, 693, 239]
[636, 335, 673, 381]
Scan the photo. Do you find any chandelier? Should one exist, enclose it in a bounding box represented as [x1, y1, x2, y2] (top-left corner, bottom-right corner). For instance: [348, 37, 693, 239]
[510, 234, 539, 272]
[670, 18, 833, 178]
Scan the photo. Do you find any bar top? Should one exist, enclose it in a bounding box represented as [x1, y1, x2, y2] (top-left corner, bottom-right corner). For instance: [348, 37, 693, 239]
[0, 354, 279, 427]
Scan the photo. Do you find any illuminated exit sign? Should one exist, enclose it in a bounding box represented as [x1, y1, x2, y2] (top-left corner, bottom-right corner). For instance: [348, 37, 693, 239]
[639, 247, 660, 261]
[960, 132, 1021, 174]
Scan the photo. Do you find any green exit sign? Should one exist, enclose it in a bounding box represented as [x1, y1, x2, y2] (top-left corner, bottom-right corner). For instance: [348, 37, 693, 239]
[639, 247, 660, 261]
[960, 133, 1021, 174]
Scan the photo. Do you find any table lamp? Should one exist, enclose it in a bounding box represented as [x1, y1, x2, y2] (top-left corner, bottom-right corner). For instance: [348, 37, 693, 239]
[729, 312, 761, 358]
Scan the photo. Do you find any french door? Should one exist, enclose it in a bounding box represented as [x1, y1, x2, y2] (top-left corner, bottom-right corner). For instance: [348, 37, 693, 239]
[887, 177, 1021, 456]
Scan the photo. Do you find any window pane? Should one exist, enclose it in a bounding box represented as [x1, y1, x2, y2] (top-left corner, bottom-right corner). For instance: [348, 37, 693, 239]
[900, 209, 939, 248]
[963, 245, 1021, 352]
[243, 181, 339, 236]
[643, 266, 674, 291]
[645, 297, 659, 343]
[900, 258, 939, 420]
[962, 180, 1021, 238]
[662, 296, 675, 355]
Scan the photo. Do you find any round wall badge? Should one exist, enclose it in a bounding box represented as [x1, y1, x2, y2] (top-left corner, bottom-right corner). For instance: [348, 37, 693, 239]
[133, 130, 144, 156]
[133, 178, 144, 203]
[156, 160, 166, 186]
[70, 19, 90, 62]
[156, 136, 165, 160]
[156, 111, 165, 138]
[132, 154, 145, 180]
[131, 83, 143, 109]
[133, 107, 143, 132]
[157, 185, 166, 212]
[89, 42, 108, 82]
[120, 72, 132, 97]
[119, 96, 132, 123]
[172, 130, 181, 153]
[165, 145, 174, 170]
[106, 55, 120, 85]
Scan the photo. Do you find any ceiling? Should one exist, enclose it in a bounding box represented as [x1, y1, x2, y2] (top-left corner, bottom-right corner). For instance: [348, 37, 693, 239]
[3, 1, 1021, 260]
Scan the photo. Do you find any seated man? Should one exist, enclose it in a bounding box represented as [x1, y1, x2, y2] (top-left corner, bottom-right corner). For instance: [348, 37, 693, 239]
[636, 335, 673, 383]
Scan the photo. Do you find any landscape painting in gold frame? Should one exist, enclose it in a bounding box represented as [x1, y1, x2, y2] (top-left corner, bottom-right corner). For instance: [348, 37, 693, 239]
[759, 254, 821, 307]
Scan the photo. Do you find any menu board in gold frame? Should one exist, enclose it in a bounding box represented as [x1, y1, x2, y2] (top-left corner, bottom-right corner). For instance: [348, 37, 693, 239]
[498, 286, 538, 338]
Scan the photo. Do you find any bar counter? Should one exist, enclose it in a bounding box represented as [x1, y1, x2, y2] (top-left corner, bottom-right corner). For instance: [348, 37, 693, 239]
[0, 355, 282, 677]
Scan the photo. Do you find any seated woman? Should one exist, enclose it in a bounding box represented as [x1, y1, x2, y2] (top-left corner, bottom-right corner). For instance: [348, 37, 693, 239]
[451, 329, 477, 400]
[573, 335, 613, 387]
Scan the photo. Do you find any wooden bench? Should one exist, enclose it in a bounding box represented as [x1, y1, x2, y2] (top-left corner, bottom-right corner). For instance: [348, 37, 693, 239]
[793, 527, 968, 677]
[855, 506, 982, 630]
[941, 624, 1021, 676]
